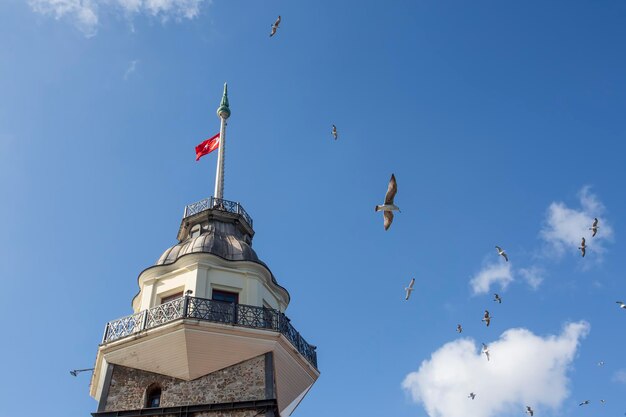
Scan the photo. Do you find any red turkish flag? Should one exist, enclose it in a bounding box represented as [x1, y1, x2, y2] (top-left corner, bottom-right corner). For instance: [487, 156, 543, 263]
[195, 133, 220, 161]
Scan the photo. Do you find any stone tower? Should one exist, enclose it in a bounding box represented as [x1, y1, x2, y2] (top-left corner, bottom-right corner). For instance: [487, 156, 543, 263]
[89, 86, 319, 417]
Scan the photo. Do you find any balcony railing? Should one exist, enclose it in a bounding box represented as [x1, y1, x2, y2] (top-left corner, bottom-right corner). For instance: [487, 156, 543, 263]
[183, 197, 253, 229]
[102, 296, 317, 369]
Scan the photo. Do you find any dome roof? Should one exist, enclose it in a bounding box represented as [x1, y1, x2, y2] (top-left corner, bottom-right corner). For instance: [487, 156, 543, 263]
[156, 220, 262, 266]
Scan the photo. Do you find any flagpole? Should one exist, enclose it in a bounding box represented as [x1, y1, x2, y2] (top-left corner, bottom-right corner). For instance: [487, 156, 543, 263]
[214, 83, 230, 200]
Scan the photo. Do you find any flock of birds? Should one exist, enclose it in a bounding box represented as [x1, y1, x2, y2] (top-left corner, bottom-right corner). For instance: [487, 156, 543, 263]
[265, 14, 625, 416]
[371, 173, 623, 415]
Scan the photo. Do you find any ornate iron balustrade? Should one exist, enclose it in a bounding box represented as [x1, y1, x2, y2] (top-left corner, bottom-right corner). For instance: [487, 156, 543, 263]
[102, 296, 317, 369]
[183, 197, 253, 229]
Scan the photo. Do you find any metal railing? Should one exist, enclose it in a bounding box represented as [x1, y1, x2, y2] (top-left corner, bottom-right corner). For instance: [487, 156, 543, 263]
[102, 296, 317, 369]
[183, 197, 253, 229]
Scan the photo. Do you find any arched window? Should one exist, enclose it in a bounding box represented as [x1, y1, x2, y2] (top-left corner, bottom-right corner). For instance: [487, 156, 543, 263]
[145, 384, 162, 408]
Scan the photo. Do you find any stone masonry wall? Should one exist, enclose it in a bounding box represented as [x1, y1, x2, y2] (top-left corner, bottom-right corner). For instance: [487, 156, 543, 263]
[127, 410, 265, 417]
[103, 354, 267, 411]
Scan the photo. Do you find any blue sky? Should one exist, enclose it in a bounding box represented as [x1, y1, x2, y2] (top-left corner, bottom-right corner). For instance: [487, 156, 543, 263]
[1, 1, 625, 416]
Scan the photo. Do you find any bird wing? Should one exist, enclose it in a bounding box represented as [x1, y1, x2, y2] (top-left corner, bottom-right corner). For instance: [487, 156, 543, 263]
[593, 218, 598, 227]
[384, 174, 397, 205]
[270, 27, 276, 36]
[485, 317, 490, 326]
[503, 253, 508, 262]
[495, 246, 502, 252]
[581, 247, 586, 257]
[408, 278, 415, 289]
[592, 229, 597, 237]
[405, 288, 411, 300]
[383, 211, 394, 230]
[274, 16, 281, 26]
[581, 237, 586, 245]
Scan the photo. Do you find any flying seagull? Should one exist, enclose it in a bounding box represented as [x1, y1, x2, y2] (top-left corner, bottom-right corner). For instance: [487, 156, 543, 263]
[457, 324, 463, 333]
[332, 124, 338, 140]
[589, 217, 599, 237]
[70, 368, 94, 377]
[482, 343, 490, 361]
[579, 400, 590, 406]
[405, 278, 415, 300]
[375, 174, 400, 231]
[494, 293, 502, 304]
[468, 393, 476, 400]
[495, 246, 508, 262]
[600, 399, 606, 405]
[482, 310, 491, 327]
[270, 15, 281, 37]
[525, 406, 534, 416]
[616, 301, 626, 309]
[579, 237, 586, 257]
[598, 360, 605, 366]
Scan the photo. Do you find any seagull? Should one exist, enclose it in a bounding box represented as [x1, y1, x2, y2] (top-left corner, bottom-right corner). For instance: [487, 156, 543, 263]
[616, 301, 626, 309]
[482, 343, 490, 361]
[482, 310, 491, 327]
[457, 324, 463, 333]
[589, 217, 599, 237]
[494, 293, 502, 304]
[495, 246, 508, 262]
[525, 406, 534, 416]
[375, 174, 400, 231]
[70, 368, 94, 377]
[270, 15, 281, 37]
[579, 400, 590, 406]
[600, 399, 606, 405]
[332, 124, 338, 140]
[579, 237, 586, 257]
[405, 278, 415, 300]
[598, 360, 605, 366]
[468, 393, 476, 400]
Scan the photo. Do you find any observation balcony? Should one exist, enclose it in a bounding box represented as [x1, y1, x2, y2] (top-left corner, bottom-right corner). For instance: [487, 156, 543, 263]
[183, 197, 253, 229]
[101, 296, 318, 369]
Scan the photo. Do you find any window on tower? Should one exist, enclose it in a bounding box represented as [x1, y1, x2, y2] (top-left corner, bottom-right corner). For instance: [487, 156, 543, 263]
[212, 289, 239, 304]
[211, 289, 239, 323]
[145, 384, 162, 408]
[160, 291, 183, 304]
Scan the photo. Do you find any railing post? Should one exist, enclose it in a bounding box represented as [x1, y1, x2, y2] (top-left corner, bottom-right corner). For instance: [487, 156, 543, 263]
[141, 309, 149, 331]
[183, 296, 190, 318]
[101, 323, 109, 344]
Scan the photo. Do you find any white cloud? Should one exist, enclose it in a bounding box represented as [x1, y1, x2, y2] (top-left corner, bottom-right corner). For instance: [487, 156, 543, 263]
[29, 0, 208, 36]
[124, 59, 139, 80]
[29, 0, 99, 37]
[402, 322, 590, 417]
[613, 369, 626, 384]
[518, 267, 544, 290]
[540, 186, 613, 259]
[116, 0, 205, 20]
[469, 261, 513, 295]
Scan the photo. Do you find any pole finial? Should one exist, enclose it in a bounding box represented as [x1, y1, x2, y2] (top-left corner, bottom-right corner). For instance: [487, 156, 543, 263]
[217, 82, 230, 119]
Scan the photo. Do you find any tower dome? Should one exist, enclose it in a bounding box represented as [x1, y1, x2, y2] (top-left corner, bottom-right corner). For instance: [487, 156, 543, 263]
[156, 214, 261, 265]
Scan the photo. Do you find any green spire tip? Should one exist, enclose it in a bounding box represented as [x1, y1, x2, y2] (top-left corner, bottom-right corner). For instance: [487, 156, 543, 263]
[217, 82, 230, 119]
